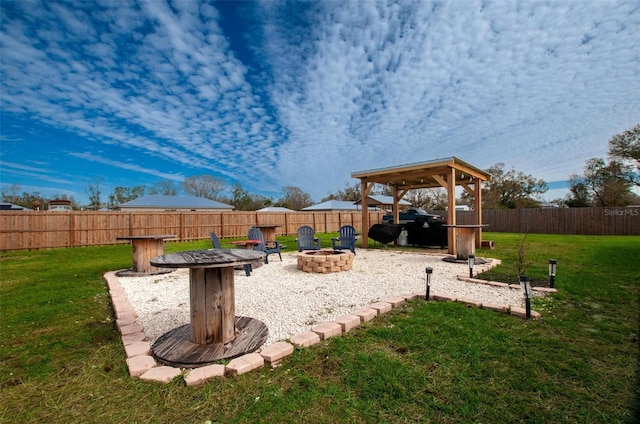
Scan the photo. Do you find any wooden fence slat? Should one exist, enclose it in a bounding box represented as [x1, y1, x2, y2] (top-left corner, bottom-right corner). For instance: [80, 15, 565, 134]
[1, 208, 638, 251]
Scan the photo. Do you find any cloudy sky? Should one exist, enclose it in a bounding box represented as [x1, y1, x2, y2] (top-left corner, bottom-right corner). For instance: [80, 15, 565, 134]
[1, 0, 639, 205]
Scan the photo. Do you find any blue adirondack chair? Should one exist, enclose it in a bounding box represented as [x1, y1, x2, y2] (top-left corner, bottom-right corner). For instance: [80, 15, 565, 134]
[248, 227, 283, 264]
[296, 225, 321, 252]
[332, 225, 357, 254]
[211, 231, 252, 276]
[210, 231, 222, 249]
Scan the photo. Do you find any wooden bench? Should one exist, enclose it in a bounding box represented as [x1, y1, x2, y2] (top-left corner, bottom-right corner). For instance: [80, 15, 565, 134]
[481, 240, 495, 250]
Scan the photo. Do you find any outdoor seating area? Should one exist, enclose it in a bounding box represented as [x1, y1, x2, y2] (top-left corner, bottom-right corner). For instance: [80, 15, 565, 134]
[295, 225, 321, 251]
[116, 249, 502, 352]
[331, 225, 358, 254]
[248, 227, 284, 264]
[4, 229, 637, 422]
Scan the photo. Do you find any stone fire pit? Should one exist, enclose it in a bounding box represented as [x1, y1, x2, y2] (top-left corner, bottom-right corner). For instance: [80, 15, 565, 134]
[297, 250, 355, 274]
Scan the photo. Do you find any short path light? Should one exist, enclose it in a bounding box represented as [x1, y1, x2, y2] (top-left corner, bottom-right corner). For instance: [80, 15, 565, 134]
[425, 267, 433, 300]
[548, 259, 557, 288]
[520, 275, 531, 319]
[468, 254, 475, 278]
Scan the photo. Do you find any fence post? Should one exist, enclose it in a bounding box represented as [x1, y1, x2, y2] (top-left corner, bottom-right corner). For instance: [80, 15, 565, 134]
[178, 212, 184, 240]
[69, 213, 75, 247]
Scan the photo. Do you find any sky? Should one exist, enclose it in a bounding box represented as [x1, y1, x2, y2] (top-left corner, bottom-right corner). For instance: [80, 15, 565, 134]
[1, 0, 639, 206]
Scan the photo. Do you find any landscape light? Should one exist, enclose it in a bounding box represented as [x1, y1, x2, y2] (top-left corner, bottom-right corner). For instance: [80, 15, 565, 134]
[468, 254, 475, 278]
[548, 259, 557, 288]
[425, 267, 433, 300]
[520, 275, 531, 319]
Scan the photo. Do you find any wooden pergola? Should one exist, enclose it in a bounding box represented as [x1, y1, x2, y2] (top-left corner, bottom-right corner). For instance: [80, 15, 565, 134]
[351, 157, 492, 256]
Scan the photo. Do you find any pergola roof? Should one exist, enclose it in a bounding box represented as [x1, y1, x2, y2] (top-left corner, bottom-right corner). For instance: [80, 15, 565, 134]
[353, 195, 411, 207]
[351, 156, 491, 190]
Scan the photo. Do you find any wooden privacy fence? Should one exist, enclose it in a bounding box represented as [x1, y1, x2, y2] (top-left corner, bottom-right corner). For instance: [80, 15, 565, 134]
[0, 211, 385, 251]
[433, 207, 640, 236]
[1, 207, 638, 251]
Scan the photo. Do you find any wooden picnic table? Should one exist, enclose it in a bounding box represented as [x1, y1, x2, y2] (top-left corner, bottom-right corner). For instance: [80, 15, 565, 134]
[149, 249, 268, 367]
[116, 234, 175, 275]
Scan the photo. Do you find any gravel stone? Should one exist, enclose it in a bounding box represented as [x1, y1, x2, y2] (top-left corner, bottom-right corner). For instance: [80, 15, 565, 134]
[118, 250, 528, 348]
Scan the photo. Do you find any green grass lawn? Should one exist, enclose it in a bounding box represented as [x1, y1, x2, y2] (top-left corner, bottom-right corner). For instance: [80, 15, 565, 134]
[1, 233, 638, 423]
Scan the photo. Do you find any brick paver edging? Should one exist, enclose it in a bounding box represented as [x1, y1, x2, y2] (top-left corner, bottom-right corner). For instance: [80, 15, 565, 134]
[103, 257, 556, 386]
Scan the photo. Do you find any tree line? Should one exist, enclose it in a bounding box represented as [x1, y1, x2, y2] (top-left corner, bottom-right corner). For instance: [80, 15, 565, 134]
[3, 125, 638, 211]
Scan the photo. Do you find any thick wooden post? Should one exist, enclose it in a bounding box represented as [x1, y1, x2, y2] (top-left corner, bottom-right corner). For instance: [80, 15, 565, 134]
[474, 177, 483, 248]
[456, 227, 475, 260]
[189, 267, 235, 345]
[447, 167, 457, 257]
[361, 180, 369, 248]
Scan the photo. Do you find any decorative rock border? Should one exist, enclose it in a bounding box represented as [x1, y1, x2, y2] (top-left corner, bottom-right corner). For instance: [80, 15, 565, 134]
[104, 257, 557, 386]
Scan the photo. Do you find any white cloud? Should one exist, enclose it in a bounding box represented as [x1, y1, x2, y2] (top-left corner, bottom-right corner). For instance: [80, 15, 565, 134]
[1, 0, 638, 204]
[68, 152, 185, 181]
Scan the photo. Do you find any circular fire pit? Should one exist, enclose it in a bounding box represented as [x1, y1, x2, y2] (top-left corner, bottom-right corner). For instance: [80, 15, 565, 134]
[297, 250, 355, 274]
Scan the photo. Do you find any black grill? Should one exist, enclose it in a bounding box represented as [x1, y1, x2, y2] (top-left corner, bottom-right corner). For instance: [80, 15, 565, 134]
[368, 224, 403, 245]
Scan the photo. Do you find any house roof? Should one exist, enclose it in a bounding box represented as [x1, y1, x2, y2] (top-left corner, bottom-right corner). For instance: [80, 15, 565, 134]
[118, 195, 234, 210]
[0, 202, 32, 211]
[302, 200, 366, 211]
[257, 207, 296, 212]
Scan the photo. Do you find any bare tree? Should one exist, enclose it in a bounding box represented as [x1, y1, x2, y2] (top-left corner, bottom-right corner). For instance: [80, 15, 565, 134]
[405, 188, 448, 210]
[515, 234, 533, 278]
[278, 186, 313, 210]
[322, 182, 361, 202]
[108, 185, 146, 208]
[85, 178, 103, 209]
[149, 180, 179, 196]
[182, 175, 226, 200]
[220, 183, 271, 211]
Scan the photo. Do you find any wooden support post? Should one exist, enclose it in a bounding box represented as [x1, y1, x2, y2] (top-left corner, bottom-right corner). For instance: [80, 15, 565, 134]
[474, 177, 483, 248]
[447, 167, 457, 257]
[361, 180, 370, 248]
[189, 267, 235, 345]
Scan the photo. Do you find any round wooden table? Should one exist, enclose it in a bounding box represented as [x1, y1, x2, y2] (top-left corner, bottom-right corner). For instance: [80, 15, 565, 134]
[443, 225, 489, 260]
[253, 224, 282, 242]
[149, 249, 267, 368]
[228, 240, 262, 276]
[116, 235, 175, 276]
